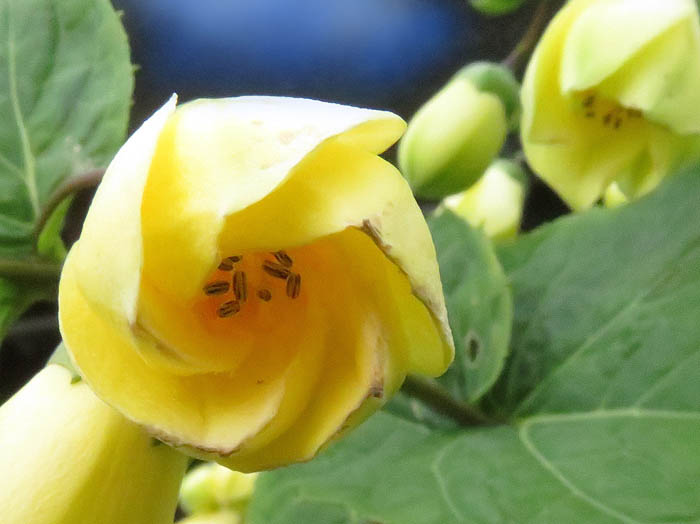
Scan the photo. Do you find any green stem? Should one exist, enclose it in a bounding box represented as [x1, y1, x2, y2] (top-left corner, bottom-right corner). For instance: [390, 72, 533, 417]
[502, 1, 557, 74]
[402, 375, 492, 426]
[33, 168, 106, 241]
[0, 256, 62, 280]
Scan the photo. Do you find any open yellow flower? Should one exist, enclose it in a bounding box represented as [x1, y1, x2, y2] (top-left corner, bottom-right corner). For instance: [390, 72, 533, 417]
[0, 364, 187, 524]
[58, 96, 453, 472]
[522, 0, 700, 210]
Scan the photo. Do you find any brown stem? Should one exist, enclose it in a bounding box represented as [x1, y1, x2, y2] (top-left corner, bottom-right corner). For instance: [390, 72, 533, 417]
[401, 375, 494, 426]
[33, 168, 106, 241]
[502, 0, 557, 75]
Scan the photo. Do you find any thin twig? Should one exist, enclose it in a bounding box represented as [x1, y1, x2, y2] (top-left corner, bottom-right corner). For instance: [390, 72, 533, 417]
[0, 256, 62, 280]
[401, 375, 494, 426]
[502, 0, 557, 74]
[33, 168, 106, 241]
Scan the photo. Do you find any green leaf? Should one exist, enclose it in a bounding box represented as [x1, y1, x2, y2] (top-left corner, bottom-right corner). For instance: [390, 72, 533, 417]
[0, 0, 132, 341]
[486, 168, 700, 419]
[250, 410, 700, 524]
[250, 170, 700, 523]
[427, 210, 512, 403]
[0, 0, 132, 242]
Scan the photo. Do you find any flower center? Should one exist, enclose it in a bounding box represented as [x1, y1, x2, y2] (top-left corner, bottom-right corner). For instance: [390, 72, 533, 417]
[196, 250, 305, 323]
[578, 91, 642, 130]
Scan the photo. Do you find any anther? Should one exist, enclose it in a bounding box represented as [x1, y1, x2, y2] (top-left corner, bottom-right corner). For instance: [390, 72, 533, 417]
[583, 95, 595, 107]
[286, 273, 301, 299]
[257, 289, 272, 302]
[227, 255, 242, 263]
[603, 112, 613, 126]
[614, 118, 622, 129]
[217, 300, 240, 318]
[203, 281, 230, 295]
[273, 250, 293, 267]
[585, 111, 595, 118]
[233, 271, 247, 302]
[262, 260, 290, 279]
[218, 260, 234, 271]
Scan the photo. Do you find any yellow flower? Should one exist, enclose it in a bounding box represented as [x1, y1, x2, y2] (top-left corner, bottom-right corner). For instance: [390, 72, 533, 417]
[398, 63, 518, 199]
[0, 364, 188, 524]
[178, 512, 242, 524]
[180, 463, 257, 516]
[442, 158, 528, 241]
[522, 0, 700, 210]
[58, 96, 453, 472]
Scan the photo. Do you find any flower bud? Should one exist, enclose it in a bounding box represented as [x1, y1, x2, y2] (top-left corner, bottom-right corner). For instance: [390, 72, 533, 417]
[0, 364, 188, 524]
[522, 0, 700, 210]
[399, 62, 519, 199]
[180, 463, 257, 515]
[442, 158, 528, 240]
[59, 96, 453, 472]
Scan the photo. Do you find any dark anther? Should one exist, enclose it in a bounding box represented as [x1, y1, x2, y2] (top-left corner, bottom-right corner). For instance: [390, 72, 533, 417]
[257, 289, 272, 302]
[233, 271, 247, 302]
[217, 300, 241, 317]
[262, 260, 290, 279]
[273, 250, 293, 267]
[203, 281, 230, 295]
[286, 272, 301, 299]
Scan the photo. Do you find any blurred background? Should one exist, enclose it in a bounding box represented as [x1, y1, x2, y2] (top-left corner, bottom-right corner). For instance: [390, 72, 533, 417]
[1, 0, 566, 403]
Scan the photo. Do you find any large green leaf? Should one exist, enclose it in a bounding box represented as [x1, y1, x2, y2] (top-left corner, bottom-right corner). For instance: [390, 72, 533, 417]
[427, 210, 512, 403]
[250, 409, 700, 524]
[0, 0, 132, 339]
[0, 0, 132, 241]
[250, 169, 700, 523]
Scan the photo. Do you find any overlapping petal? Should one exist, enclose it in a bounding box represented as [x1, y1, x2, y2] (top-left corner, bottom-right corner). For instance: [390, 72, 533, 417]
[59, 96, 453, 471]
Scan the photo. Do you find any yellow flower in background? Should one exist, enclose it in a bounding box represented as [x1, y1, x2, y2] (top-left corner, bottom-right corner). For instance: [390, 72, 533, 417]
[58, 96, 453, 472]
[522, 0, 700, 210]
[442, 158, 528, 241]
[180, 463, 257, 517]
[0, 364, 187, 524]
[178, 512, 242, 524]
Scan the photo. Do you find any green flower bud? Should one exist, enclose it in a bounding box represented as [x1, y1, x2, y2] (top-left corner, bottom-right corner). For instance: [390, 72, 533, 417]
[470, 0, 527, 17]
[0, 364, 188, 524]
[442, 158, 528, 240]
[399, 62, 519, 200]
[458, 62, 522, 131]
[522, 0, 700, 210]
[180, 462, 258, 516]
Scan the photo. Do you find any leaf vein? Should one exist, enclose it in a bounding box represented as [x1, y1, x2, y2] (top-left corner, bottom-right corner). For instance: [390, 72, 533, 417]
[518, 424, 645, 524]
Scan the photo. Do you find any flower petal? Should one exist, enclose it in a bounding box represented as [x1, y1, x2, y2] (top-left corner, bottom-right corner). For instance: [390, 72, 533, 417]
[60, 251, 293, 453]
[71, 96, 177, 324]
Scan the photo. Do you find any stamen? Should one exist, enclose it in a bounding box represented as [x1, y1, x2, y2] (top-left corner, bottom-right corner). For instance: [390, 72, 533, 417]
[614, 118, 622, 129]
[233, 271, 247, 302]
[217, 300, 241, 318]
[583, 95, 595, 107]
[603, 112, 613, 126]
[257, 289, 272, 302]
[273, 250, 293, 267]
[262, 260, 290, 279]
[218, 260, 234, 271]
[203, 281, 230, 295]
[286, 273, 301, 299]
[227, 255, 242, 263]
[585, 111, 595, 118]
